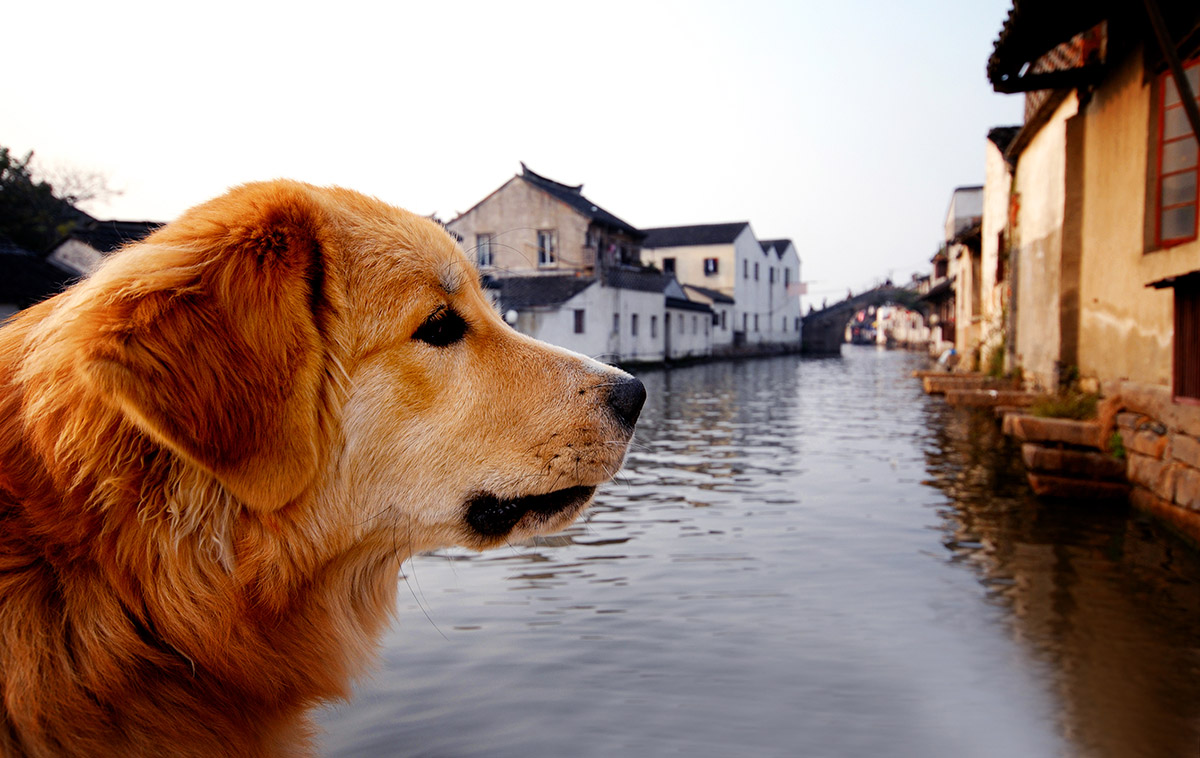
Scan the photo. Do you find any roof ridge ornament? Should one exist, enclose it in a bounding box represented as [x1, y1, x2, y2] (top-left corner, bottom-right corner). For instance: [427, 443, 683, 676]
[519, 162, 583, 193]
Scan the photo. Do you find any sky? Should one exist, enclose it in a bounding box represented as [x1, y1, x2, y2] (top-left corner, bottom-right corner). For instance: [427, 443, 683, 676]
[6, 0, 1022, 302]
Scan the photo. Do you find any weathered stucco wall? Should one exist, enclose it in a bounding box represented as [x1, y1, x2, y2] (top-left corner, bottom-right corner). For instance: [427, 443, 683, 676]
[448, 178, 591, 273]
[519, 284, 665, 364]
[642, 242, 734, 294]
[952, 241, 982, 362]
[1013, 93, 1078, 390]
[981, 138, 1013, 371]
[1076, 48, 1198, 388]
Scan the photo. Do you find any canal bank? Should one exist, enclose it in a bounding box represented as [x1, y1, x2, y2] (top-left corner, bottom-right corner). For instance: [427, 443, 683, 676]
[920, 368, 1200, 550]
[320, 346, 1200, 758]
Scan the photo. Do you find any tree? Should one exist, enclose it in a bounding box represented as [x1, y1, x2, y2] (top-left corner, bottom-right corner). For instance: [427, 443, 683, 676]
[0, 146, 105, 254]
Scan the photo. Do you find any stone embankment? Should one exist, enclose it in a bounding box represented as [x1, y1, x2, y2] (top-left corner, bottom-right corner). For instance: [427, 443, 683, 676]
[917, 370, 1200, 546]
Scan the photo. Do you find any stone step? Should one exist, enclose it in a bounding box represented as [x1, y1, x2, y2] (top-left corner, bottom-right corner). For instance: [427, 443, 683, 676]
[944, 389, 1038, 408]
[923, 375, 1019, 394]
[1026, 473, 1130, 501]
[1003, 414, 1103, 449]
[911, 369, 981, 379]
[1021, 443, 1126, 480]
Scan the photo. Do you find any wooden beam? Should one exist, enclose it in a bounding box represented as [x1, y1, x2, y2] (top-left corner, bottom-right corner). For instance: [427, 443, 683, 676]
[1143, 0, 1200, 145]
[992, 64, 1107, 94]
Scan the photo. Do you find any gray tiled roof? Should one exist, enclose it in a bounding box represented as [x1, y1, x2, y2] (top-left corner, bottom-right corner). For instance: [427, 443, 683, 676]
[666, 296, 712, 314]
[484, 274, 595, 309]
[641, 222, 750, 248]
[602, 267, 671, 293]
[0, 238, 79, 308]
[520, 164, 643, 238]
[682, 284, 734, 304]
[69, 219, 161, 253]
[760, 238, 794, 259]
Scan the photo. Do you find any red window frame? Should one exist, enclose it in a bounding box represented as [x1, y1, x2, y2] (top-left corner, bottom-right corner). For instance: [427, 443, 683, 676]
[1175, 276, 1200, 403]
[1156, 58, 1200, 247]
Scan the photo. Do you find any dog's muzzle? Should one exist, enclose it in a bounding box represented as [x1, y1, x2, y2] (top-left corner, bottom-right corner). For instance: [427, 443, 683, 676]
[465, 486, 597, 537]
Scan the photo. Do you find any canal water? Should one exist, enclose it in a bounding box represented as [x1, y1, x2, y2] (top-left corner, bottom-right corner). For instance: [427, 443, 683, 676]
[318, 346, 1200, 758]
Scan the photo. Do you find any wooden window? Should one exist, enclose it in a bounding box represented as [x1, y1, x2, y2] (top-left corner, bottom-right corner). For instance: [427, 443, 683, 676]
[704, 258, 718, 275]
[1157, 60, 1200, 247]
[631, 313, 639, 337]
[754, 263, 760, 281]
[612, 313, 619, 334]
[1176, 276, 1200, 402]
[476, 233, 494, 267]
[662, 257, 676, 273]
[650, 315, 657, 338]
[573, 309, 585, 334]
[537, 230, 557, 266]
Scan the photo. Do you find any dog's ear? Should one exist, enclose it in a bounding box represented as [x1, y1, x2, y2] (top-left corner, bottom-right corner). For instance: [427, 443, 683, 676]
[79, 182, 328, 512]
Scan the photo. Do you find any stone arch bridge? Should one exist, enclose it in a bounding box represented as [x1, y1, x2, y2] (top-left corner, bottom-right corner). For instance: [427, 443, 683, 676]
[801, 285, 917, 355]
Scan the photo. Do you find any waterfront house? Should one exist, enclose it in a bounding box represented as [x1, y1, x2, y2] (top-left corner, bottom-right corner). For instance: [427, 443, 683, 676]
[918, 240, 955, 357]
[484, 271, 667, 364]
[662, 276, 714, 360]
[988, 0, 1200, 537]
[943, 186, 985, 365]
[447, 163, 645, 276]
[980, 127, 1020, 373]
[450, 164, 673, 364]
[760, 239, 804, 345]
[681, 283, 735, 353]
[641, 222, 800, 350]
[988, 1, 1200, 392]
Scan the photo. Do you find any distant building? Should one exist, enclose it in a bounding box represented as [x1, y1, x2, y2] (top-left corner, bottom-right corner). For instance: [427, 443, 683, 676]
[759, 238, 804, 345]
[0, 238, 75, 320]
[681, 283, 735, 353]
[447, 163, 644, 276]
[641, 222, 800, 350]
[662, 276, 713, 360]
[1, 216, 160, 320]
[49, 219, 162, 276]
[451, 164, 804, 363]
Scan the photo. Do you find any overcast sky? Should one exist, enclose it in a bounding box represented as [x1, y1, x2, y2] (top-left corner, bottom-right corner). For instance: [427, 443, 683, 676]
[7, 0, 1021, 301]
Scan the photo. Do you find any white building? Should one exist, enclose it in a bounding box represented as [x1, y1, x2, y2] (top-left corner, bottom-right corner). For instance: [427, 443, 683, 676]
[682, 284, 735, 353]
[760, 238, 804, 347]
[641, 223, 800, 350]
[663, 277, 713, 360]
[485, 270, 686, 365]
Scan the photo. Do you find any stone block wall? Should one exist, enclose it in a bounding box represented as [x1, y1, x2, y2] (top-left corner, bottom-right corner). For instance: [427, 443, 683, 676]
[1105, 380, 1200, 544]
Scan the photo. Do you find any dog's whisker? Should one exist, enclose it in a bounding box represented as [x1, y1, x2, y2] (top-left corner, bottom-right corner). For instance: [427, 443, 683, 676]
[400, 512, 448, 642]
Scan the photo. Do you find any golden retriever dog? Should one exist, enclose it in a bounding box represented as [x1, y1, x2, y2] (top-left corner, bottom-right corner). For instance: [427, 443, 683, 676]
[0, 180, 644, 757]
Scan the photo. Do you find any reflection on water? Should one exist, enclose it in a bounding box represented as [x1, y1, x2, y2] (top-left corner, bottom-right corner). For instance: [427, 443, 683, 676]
[924, 402, 1200, 758]
[319, 347, 1200, 758]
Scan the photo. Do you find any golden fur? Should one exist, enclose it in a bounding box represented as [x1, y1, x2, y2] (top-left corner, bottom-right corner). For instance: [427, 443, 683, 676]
[0, 181, 642, 757]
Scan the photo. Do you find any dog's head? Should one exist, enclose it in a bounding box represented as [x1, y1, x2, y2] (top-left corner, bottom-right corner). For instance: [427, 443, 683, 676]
[55, 180, 643, 555]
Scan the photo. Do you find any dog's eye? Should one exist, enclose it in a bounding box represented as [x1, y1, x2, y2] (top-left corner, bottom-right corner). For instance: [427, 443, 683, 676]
[412, 308, 468, 347]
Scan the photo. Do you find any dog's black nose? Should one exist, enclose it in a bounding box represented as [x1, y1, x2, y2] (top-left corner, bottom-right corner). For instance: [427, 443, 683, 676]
[607, 374, 646, 430]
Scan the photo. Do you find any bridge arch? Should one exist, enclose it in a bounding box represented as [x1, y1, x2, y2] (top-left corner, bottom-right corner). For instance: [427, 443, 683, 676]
[801, 286, 916, 355]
